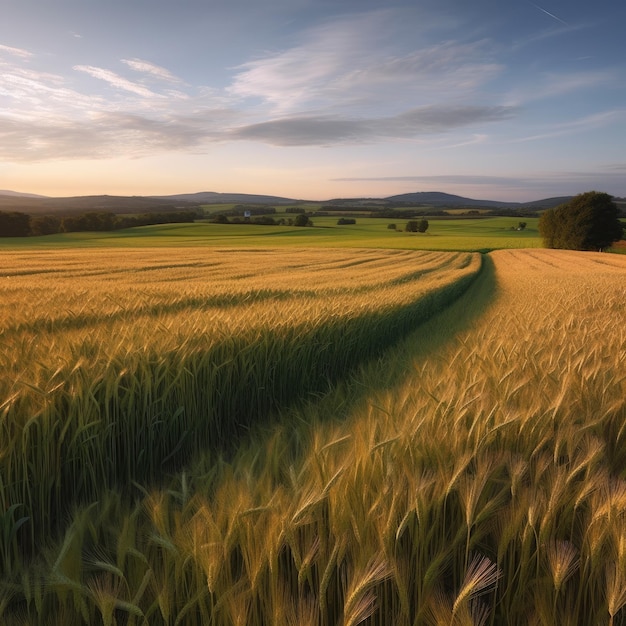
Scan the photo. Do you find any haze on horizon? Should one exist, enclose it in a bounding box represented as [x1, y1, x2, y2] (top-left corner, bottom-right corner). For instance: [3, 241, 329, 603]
[1, 0, 625, 202]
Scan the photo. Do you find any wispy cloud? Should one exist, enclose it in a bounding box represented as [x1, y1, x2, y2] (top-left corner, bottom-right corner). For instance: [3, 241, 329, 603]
[229, 12, 502, 113]
[0, 102, 516, 161]
[511, 20, 588, 51]
[513, 109, 626, 142]
[0, 66, 98, 112]
[73, 65, 159, 98]
[333, 174, 529, 186]
[230, 105, 516, 146]
[0, 44, 33, 59]
[0, 106, 238, 161]
[606, 163, 626, 172]
[122, 58, 181, 83]
[332, 171, 626, 198]
[443, 134, 489, 149]
[505, 69, 616, 106]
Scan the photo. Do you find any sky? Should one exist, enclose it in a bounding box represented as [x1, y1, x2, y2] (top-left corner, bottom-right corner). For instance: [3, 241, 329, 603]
[0, 0, 625, 202]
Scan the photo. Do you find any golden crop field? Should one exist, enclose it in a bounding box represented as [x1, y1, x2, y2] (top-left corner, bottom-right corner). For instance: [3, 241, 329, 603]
[2, 247, 626, 625]
[0, 247, 480, 581]
[1, 248, 479, 414]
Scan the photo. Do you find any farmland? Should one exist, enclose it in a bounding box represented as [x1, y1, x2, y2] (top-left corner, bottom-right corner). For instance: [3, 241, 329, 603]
[1, 243, 625, 624]
[0, 216, 542, 252]
[0, 249, 480, 562]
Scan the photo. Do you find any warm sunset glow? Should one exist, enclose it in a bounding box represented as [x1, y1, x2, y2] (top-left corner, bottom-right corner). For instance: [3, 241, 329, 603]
[1, 0, 625, 201]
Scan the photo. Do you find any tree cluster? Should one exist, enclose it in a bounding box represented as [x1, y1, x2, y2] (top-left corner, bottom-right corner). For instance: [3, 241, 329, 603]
[0, 211, 31, 236]
[538, 191, 623, 251]
[0, 210, 199, 237]
[294, 213, 313, 227]
[209, 212, 316, 227]
[405, 219, 429, 233]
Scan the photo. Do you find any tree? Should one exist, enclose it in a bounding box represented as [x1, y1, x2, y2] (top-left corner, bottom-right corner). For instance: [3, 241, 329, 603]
[539, 191, 623, 251]
[294, 213, 313, 227]
[405, 220, 418, 232]
[417, 218, 429, 233]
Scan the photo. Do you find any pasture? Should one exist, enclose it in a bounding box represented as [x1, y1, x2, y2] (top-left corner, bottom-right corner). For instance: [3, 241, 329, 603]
[0, 216, 542, 251]
[1, 241, 625, 624]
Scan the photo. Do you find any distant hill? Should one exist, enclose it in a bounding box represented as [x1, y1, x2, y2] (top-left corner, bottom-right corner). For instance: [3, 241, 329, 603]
[0, 189, 576, 214]
[384, 191, 572, 209]
[0, 190, 48, 199]
[518, 196, 574, 209]
[152, 192, 298, 205]
[154, 190, 573, 209]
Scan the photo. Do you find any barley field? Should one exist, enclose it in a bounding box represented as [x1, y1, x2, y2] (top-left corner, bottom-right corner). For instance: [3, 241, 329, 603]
[0, 248, 480, 566]
[2, 247, 626, 625]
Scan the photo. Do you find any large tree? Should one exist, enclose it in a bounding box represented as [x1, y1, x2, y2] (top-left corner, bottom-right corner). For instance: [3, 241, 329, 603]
[539, 191, 623, 251]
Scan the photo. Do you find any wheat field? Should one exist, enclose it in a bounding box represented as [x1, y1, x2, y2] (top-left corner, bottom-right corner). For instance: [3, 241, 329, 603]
[2, 247, 626, 624]
[0, 247, 480, 576]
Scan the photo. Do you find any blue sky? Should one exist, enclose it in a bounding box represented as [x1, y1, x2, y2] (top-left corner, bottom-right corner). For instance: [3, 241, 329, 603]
[1, 0, 624, 201]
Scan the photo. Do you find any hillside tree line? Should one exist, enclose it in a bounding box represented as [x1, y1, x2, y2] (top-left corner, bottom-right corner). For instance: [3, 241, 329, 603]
[0, 210, 199, 237]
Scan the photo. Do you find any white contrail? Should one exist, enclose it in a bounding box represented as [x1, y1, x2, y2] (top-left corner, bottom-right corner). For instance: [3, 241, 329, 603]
[530, 2, 569, 25]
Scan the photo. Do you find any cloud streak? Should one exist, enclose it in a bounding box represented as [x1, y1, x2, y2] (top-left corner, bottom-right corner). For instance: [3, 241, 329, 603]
[0, 44, 33, 59]
[513, 109, 626, 142]
[504, 69, 616, 106]
[122, 58, 182, 83]
[231, 105, 516, 146]
[332, 171, 626, 198]
[230, 13, 502, 113]
[73, 65, 160, 98]
[530, 2, 568, 26]
[0, 103, 517, 161]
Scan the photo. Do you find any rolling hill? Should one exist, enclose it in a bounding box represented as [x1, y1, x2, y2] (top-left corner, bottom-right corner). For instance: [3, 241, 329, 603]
[0, 189, 578, 213]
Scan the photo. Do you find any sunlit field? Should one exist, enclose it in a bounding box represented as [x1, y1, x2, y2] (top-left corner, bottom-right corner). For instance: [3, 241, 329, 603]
[2, 246, 626, 624]
[0, 247, 480, 582]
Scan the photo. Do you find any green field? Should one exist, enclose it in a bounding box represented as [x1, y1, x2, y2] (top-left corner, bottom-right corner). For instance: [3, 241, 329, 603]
[0, 216, 541, 251]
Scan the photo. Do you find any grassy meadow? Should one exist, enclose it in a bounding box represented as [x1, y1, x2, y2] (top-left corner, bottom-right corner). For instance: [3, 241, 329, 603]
[1, 229, 626, 624]
[0, 216, 542, 252]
